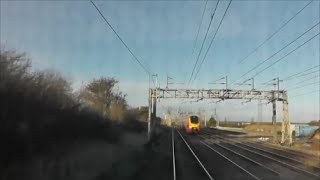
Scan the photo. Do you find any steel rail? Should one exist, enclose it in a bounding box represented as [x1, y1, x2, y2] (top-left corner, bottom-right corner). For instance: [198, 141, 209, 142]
[200, 141, 260, 180]
[198, 135, 280, 176]
[243, 141, 320, 170]
[172, 127, 176, 180]
[214, 135, 320, 178]
[176, 130, 214, 180]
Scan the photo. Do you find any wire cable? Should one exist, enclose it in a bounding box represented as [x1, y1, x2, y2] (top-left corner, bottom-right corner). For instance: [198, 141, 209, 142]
[90, 0, 151, 75]
[252, 32, 320, 78]
[191, 0, 233, 85]
[285, 70, 319, 81]
[232, 22, 319, 84]
[290, 89, 320, 98]
[282, 65, 320, 80]
[284, 75, 319, 89]
[238, 0, 314, 64]
[191, 0, 209, 55]
[288, 81, 320, 91]
[188, 0, 220, 87]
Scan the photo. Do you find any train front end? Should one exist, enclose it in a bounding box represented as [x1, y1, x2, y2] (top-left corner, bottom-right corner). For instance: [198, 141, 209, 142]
[185, 115, 200, 134]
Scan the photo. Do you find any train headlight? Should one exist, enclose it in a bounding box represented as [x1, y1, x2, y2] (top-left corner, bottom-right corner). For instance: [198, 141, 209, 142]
[189, 125, 192, 129]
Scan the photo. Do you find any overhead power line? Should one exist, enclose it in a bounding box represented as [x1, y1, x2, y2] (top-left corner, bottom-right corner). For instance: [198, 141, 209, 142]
[288, 81, 320, 91]
[232, 22, 320, 84]
[90, 0, 151, 75]
[292, 70, 319, 78]
[282, 65, 320, 80]
[284, 75, 319, 89]
[252, 32, 320, 78]
[238, 0, 314, 64]
[290, 89, 320, 98]
[188, 0, 220, 87]
[191, 0, 233, 85]
[261, 78, 277, 85]
[285, 69, 319, 81]
[191, 0, 209, 55]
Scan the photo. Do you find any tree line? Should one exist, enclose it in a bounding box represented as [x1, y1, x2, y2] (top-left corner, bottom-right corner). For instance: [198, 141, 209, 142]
[0, 48, 149, 177]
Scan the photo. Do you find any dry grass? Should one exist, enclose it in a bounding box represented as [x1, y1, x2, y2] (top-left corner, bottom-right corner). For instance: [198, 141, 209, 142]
[244, 123, 282, 134]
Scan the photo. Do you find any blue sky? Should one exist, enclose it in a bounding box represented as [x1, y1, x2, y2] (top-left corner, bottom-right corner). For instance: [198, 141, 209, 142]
[1, 0, 319, 122]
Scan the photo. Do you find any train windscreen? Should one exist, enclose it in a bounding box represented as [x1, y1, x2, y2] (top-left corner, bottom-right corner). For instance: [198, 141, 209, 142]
[190, 116, 199, 124]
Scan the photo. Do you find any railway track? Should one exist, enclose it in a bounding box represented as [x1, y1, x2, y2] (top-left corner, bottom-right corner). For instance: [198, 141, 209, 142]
[172, 128, 213, 180]
[243, 141, 320, 167]
[172, 127, 176, 180]
[201, 128, 319, 164]
[200, 129, 320, 179]
[173, 128, 283, 179]
[237, 141, 320, 171]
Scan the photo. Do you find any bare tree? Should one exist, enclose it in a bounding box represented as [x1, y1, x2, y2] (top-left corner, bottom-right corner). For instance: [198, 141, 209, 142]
[0, 48, 31, 91]
[79, 77, 127, 121]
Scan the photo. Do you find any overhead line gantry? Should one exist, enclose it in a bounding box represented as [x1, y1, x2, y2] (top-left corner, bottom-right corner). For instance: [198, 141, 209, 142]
[148, 86, 293, 146]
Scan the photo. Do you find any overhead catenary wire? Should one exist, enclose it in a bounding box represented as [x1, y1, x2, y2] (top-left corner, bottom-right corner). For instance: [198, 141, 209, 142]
[290, 89, 320, 98]
[191, 0, 233, 85]
[191, 0, 209, 55]
[238, 0, 314, 64]
[284, 70, 319, 81]
[216, 0, 315, 90]
[261, 78, 277, 85]
[90, 0, 151, 75]
[182, 0, 208, 87]
[251, 32, 320, 78]
[294, 70, 319, 78]
[284, 75, 319, 89]
[287, 81, 320, 91]
[188, 0, 220, 87]
[231, 22, 320, 85]
[282, 65, 320, 80]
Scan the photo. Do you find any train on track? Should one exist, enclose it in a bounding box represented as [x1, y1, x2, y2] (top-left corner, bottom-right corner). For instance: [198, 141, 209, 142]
[185, 115, 200, 134]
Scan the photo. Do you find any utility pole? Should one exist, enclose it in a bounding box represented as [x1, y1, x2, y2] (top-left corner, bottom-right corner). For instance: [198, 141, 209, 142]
[251, 78, 255, 90]
[209, 76, 228, 92]
[235, 78, 255, 90]
[258, 100, 262, 126]
[215, 108, 219, 127]
[272, 77, 282, 100]
[204, 114, 207, 127]
[281, 91, 292, 145]
[271, 77, 282, 143]
[148, 88, 151, 140]
[225, 75, 228, 90]
[272, 91, 277, 143]
[277, 77, 280, 99]
[166, 75, 183, 89]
